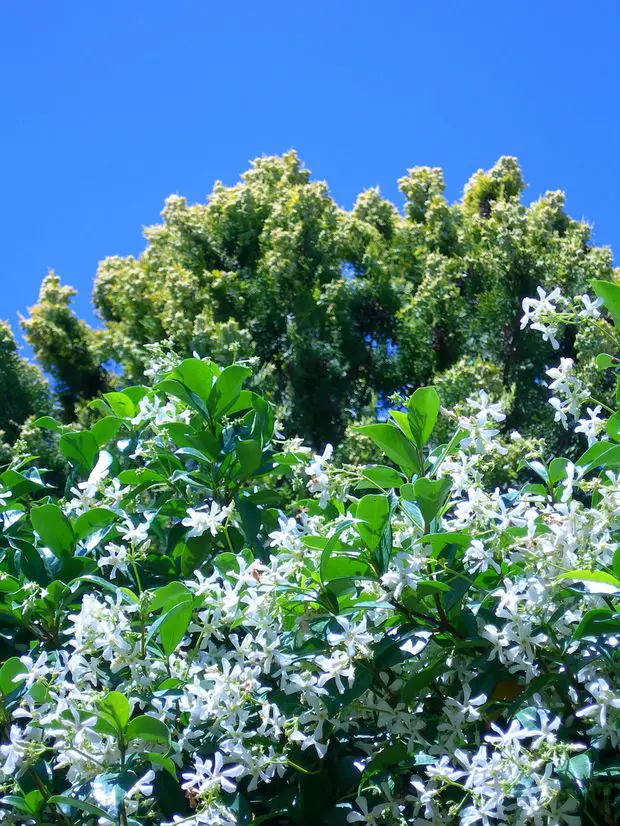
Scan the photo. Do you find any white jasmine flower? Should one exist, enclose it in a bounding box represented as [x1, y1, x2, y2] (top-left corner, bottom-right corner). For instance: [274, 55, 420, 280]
[182, 501, 232, 538]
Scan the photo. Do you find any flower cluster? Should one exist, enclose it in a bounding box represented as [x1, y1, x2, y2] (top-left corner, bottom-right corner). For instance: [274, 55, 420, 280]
[0, 296, 618, 826]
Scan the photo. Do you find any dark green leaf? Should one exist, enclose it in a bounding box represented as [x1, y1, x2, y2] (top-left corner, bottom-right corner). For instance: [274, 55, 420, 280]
[236, 438, 263, 476]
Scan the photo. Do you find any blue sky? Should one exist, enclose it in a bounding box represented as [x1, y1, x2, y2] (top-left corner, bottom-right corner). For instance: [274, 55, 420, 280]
[1, 1, 618, 341]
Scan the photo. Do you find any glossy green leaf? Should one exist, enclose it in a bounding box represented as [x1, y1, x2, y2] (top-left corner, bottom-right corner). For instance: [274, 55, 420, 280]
[159, 599, 193, 655]
[33, 415, 63, 433]
[73, 507, 118, 540]
[592, 279, 620, 328]
[558, 569, 620, 594]
[49, 794, 118, 820]
[31, 503, 75, 558]
[407, 386, 440, 449]
[236, 438, 263, 476]
[606, 411, 620, 442]
[354, 423, 421, 476]
[149, 581, 192, 614]
[355, 494, 390, 553]
[58, 430, 99, 473]
[97, 691, 131, 733]
[209, 365, 252, 418]
[355, 465, 406, 490]
[103, 391, 135, 419]
[91, 415, 123, 447]
[411, 477, 452, 528]
[573, 608, 619, 640]
[595, 353, 619, 370]
[126, 715, 171, 747]
[0, 657, 27, 696]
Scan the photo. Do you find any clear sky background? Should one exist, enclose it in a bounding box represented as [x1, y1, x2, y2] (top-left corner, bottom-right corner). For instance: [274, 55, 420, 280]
[1, 1, 618, 342]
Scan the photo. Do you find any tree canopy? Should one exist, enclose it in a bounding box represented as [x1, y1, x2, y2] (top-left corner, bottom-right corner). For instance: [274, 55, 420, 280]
[11, 152, 618, 455]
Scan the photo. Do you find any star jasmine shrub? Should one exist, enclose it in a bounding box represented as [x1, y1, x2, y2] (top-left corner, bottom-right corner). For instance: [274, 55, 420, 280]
[0, 284, 619, 826]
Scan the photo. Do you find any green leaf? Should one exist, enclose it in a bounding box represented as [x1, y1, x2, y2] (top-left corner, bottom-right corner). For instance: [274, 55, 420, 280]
[49, 795, 115, 820]
[159, 599, 193, 655]
[97, 691, 131, 733]
[411, 477, 452, 529]
[91, 416, 123, 447]
[595, 353, 619, 370]
[144, 751, 177, 778]
[416, 579, 451, 595]
[399, 499, 424, 531]
[0, 795, 35, 815]
[149, 581, 192, 614]
[606, 412, 620, 442]
[31, 503, 75, 558]
[209, 365, 252, 418]
[401, 660, 446, 703]
[576, 441, 620, 474]
[558, 569, 620, 594]
[33, 415, 63, 433]
[122, 385, 149, 407]
[73, 507, 118, 541]
[16, 540, 48, 584]
[58, 431, 99, 473]
[420, 532, 472, 556]
[362, 743, 407, 781]
[355, 465, 406, 490]
[592, 279, 620, 328]
[548, 457, 570, 485]
[103, 391, 135, 419]
[355, 494, 390, 553]
[354, 423, 421, 476]
[565, 753, 592, 791]
[519, 459, 548, 483]
[388, 409, 413, 440]
[573, 608, 619, 640]
[407, 386, 440, 449]
[318, 518, 357, 583]
[0, 657, 27, 696]
[174, 358, 218, 402]
[126, 715, 171, 747]
[321, 555, 374, 583]
[236, 438, 263, 476]
[118, 468, 167, 486]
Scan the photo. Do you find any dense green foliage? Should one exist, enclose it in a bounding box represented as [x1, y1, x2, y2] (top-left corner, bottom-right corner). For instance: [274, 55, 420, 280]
[0, 323, 59, 471]
[14, 153, 617, 456]
[0, 283, 618, 825]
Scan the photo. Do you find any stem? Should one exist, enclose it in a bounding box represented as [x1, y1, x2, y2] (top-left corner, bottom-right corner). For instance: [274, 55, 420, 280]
[586, 396, 614, 414]
[130, 555, 143, 594]
[286, 759, 321, 775]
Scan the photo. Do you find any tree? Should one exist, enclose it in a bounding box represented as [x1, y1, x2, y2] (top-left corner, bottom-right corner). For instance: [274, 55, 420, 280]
[18, 153, 617, 453]
[0, 321, 55, 465]
[20, 272, 108, 418]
